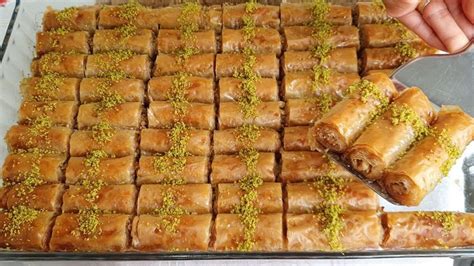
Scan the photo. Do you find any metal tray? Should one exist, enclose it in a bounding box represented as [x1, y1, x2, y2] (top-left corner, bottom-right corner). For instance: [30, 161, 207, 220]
[0, 0, 472, 260]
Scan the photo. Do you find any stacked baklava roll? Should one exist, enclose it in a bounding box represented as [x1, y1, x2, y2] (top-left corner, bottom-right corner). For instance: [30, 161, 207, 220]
[133, 1, 217, 251]
[44, 2, 152, 252]
[213, 0, 284, 251]
[0, 5, 98, 251]
[281, 1, 381, 251]
[356, 1, 437, 74]
[281, 0, 359, 153]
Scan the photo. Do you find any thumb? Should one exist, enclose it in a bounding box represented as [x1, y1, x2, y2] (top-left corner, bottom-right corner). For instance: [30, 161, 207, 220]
[383, 0, 420, 18]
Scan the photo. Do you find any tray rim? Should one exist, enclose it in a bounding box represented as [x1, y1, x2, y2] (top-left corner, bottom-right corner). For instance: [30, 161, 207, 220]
[0, 250, 473, 260]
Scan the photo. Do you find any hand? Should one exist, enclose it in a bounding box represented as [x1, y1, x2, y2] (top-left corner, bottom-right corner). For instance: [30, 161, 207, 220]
[383, 0, 474, 53]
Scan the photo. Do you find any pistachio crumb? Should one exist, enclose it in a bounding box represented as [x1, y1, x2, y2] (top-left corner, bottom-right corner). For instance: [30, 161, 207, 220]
[432, 129, 461, 175]
[84, 150, 109, 177]
[153, 122, 190, 185]
[29, 73, 64, 101]
[168, 72, 191, 117]
[347, 79, 389, 120]
[78, 178, 106, 203]
[319, 204, 345, 251]
[391, 103, 430, 140]
[176, 1, 201, 63]
[116, 0, 143, 21]
[55, 7, 77, 23]
[1, 206, 39, 238]
[27, 115, 52, 141]
[91, 121, 115, 144]
[417, 211, 458, 233]
[72, 207, 102, 239]
[15, 164, 44, 197]
[153, 187, 188, 233]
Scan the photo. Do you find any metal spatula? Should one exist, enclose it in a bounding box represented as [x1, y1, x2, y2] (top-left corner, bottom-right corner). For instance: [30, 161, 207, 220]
[391, 42, 473, 116]
[327, 43, 473, 205]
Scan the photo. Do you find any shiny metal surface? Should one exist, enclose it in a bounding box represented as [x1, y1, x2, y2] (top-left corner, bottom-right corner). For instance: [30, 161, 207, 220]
[0, 250, 471, 260]
[391, 43, 474, 116]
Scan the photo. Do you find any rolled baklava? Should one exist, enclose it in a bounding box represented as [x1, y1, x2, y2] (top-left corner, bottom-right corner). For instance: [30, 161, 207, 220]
[383, 105, 474, 206]
[346, 87, 435, 180]
[311, 73, 398, 153]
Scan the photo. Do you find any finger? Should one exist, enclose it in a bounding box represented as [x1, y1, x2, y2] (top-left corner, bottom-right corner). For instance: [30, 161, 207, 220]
[462, 0, 474, 24]
[397, 10, 447, 51]
[423, 0, 470, 52]
[445, 0, 474, 40]
[383, 0, 420, 17]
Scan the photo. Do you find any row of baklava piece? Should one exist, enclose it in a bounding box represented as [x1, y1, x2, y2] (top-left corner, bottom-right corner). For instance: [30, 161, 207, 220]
[43, 2, 387, 33]
[38, 14, 427, 57]
[34, 33, 435, 79]
[33, 46, 362, 79]
[40, 1, 436, 75]
[20, 72, 364, 130]
[0, 206, 473, 251]
[3, 127, 347, 185]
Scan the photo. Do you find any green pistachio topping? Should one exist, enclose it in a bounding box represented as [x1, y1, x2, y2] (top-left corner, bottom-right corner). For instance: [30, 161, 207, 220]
[178, 1, 200, 41]
[238, 148, 263, 192]
[311, 157, 348, 251]
[236, 124, 261, 146]
[317, 93, 335, 114]
[84, 150, 109, 178]
[245, 0, 257, 14]
[168, 72, 191, 117]
[433, 129, 462, 175]
[15, 164, 44, 197]
[28, 73, 64, 101]
[115, 23, 137, 39]
[385, 20, 418, 59]
[56, 7, 77, 23]
[93, 79, 125, 112]
[176, 1, 201, 63]
[116, 0, 143, 21]
[91, 121, 115, 144]
[228, 0, 264, 250]
[97, 91, 125, 112]
[311, 64, 331, 92]
[1, 206, 39, 238]
[232, 188, 260, 251]
[153, 122, 190, 185]
[72, 207, 102, 239]
[95, 50, 135, 80]
[372, 0, 386, 11]
[311, 41, 333, 63]
[242, 15, 256, 42]
[313, 160, 347, 205]
[318, 204, 345, 251]
[234, 123, 262, 251]
[234, 47, 261, 119]
[27, 115, 52, 139]
[396, 41, 417, 58]
[416, 211, 458, 233]
[391, 103, 430, 140]
[39, 52, 63, 74]
[311, 0, 330, 22]
[347, 79, 389, 120]
[309, 0, 334, 99]
[153, 187, 189, 233]
[48, 26, 71, 36]
[78, 179, 106, 203]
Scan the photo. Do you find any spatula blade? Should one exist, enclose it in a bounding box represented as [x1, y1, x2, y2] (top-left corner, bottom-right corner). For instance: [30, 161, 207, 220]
[391, 43, 473, 116]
